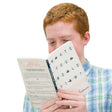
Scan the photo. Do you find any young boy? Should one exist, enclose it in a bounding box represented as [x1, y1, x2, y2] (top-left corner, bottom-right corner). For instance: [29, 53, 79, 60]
[23, 3, 112, 112]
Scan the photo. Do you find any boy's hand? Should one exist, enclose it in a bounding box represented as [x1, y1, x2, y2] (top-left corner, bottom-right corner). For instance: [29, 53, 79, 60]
[39, 97, 63, 112]
[55, 89, 88, 112]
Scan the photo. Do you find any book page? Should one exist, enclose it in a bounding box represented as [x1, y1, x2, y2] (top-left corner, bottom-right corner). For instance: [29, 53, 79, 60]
[18, 58, 57, 108]
[48, 41, 91, 94]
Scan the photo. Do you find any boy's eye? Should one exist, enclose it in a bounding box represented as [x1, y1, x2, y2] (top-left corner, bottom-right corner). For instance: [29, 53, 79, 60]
[48, 41, 56, 45]
[63, 40, 69, 43]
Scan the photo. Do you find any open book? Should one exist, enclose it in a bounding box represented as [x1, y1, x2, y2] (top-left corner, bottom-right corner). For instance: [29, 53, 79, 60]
[18, 41, 91, 108]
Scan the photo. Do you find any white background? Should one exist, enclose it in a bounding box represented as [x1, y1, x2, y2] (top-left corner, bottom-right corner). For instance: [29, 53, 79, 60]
[0, 0, 112, 111]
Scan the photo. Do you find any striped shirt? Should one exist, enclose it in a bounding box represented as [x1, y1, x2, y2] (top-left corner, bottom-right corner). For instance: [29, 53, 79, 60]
[23, 60, 112, 112]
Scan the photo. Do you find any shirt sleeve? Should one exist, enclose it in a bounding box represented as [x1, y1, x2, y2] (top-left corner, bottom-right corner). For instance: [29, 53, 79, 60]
[23, 93, 40, 112]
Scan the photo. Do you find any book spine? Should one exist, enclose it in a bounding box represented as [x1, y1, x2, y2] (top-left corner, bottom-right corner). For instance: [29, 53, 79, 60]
[46, 60, 58, 92]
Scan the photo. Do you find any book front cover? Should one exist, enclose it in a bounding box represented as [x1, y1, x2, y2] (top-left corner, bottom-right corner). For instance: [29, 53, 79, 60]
[48, 41, 91, 94]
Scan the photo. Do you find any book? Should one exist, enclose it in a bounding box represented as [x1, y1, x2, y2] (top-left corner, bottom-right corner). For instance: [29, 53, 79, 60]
[18, 41, 91, 108]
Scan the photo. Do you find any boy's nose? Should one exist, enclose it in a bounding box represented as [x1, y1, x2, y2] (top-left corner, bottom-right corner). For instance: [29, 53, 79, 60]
[56, 42, 63, 49]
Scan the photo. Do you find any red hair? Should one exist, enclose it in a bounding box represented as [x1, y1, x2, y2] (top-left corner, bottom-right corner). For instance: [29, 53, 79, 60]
[43, 3, 89, 38]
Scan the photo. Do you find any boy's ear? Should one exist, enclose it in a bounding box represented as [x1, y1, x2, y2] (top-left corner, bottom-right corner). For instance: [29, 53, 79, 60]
[83, 32, 90, 46]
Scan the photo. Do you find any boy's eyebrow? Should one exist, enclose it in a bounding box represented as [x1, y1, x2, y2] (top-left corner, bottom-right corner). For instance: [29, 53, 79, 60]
[60, 35, 72, 38]
[46, 38, 54, 41]
[46, 35, 72, 40]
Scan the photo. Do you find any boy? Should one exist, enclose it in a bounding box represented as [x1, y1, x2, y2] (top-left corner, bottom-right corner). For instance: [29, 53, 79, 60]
[23, 3, 112, 112]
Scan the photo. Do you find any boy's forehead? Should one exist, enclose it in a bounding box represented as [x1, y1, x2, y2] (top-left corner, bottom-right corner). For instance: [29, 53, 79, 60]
[45, 21, 79, 40]
[46, 21, 74, 28]
[46, 21, 74, 34]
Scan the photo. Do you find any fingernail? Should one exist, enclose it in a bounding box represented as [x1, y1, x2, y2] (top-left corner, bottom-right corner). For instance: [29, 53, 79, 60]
[59, 89, 62, 92]
[56, 92, 60, 95]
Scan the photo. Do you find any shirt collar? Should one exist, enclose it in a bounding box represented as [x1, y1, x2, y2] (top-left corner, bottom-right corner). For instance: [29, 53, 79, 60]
[83, 59, 91, 76]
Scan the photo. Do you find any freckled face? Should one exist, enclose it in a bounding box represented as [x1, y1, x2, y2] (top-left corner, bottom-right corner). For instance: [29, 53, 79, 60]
[45, 21, 86, 60]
